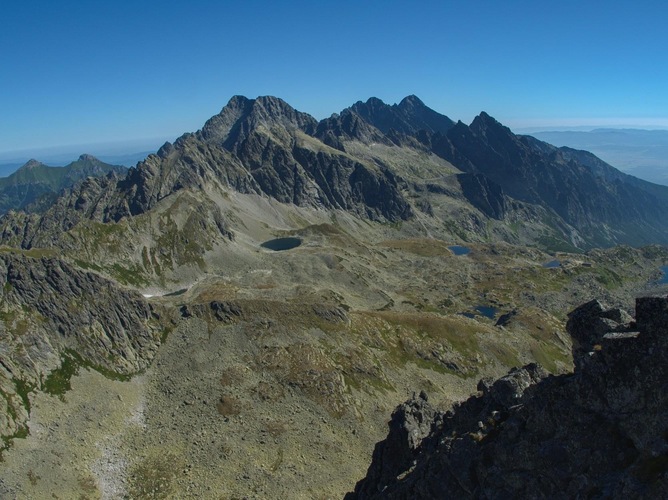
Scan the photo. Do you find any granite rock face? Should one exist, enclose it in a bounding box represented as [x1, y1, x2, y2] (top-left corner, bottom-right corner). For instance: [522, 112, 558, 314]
[349, 296, 668, 499]
[0, 253, 163, 440]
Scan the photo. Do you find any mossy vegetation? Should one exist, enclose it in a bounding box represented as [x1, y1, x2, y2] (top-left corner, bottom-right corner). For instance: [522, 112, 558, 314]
[62, 349, 134, 382]
[347, 311, 483, 378]
[108, 262, 149, 287]
[39, 349, 137, 403]
[529, 340, 571, 374]
[0, 381, 34, 455]
[14, 379, 34, 413]
[0, 246, 59, 259]
[42, 354, 79, 397]
[127, 452, 181, 499]
[537, 235, 583, 254]
[380, 238, 453, 258]
[1, 425, 29, 457]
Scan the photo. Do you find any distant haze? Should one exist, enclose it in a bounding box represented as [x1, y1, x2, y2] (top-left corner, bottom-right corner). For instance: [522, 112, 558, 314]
[529, 129, 668, 187]
[0, 136, 173, 176]
[2, 2, 667, 154]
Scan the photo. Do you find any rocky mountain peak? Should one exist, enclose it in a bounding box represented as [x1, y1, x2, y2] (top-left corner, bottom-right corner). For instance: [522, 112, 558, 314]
[470, 111, 509, 136]
[397, 94, 427, 111]
[200, 95, 317, 147]
[76, 153, 99, 163]
[351, 96, 387, 113]
[347, 95, 454, 136]
[249, 95, 305, 122]
[20, 159, 44, 170]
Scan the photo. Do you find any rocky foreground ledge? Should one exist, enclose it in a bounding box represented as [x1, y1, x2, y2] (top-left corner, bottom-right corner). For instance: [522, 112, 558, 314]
[348, 297, 668, 499]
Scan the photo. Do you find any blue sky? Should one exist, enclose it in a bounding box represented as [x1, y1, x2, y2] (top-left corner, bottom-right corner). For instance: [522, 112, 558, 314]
[1, 0, 667, 157]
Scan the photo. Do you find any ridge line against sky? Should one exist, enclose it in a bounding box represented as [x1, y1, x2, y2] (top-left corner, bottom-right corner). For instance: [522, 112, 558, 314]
[1, 1, 667, 155]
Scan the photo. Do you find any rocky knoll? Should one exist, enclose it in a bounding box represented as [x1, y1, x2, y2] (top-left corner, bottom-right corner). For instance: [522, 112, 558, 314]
[348, 296, 668, 499]
[0, 253, 164, 443]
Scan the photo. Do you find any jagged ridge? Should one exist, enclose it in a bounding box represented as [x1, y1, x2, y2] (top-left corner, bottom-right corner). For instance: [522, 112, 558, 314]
[2, 94, 668, 257]
[348, 296, 668, 499]
[0, 252, 165, 440]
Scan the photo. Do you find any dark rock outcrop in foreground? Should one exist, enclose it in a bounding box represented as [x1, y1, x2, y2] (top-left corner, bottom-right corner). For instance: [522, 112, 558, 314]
[349, 297, 668, 499]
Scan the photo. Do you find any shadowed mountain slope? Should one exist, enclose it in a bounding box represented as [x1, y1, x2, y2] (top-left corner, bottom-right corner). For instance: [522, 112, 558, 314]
[426, 113, 668, 246]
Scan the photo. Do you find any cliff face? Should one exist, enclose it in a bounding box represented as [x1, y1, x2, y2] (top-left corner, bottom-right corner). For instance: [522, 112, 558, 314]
[0, 253, 164, 441]
[349, 296, 668, 499]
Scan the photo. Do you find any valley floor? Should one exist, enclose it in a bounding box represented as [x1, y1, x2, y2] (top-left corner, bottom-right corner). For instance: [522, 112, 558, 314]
[1, 221, 666, 498]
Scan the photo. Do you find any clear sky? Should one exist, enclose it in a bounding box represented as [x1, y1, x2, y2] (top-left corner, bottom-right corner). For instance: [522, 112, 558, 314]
[1, 0, 667, 157]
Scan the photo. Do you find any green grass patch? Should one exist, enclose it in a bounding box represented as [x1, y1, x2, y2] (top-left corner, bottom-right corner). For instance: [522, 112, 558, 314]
[73, 259, 103, 272]
[0, 246, 59, 259]
[380, 238, 452, 258]
[352, 311, 482, 378]
[63, 349, 134, 382]
[40, 349, 137, 401]
[14, 379, 34, 413]
[108, 263, 148, 287]
[43, 354, 79, 397]
[529, 340, 571, 374]
[592, 267, 623, 289]
[0, 383, 33, 456]
[537, 235, 583, 254]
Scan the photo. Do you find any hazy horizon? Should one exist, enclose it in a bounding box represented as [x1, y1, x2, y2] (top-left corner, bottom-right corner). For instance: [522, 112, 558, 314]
[2, 1, 667, 155]
[2, 104, 667, 166]
[2, 109, 668, 177]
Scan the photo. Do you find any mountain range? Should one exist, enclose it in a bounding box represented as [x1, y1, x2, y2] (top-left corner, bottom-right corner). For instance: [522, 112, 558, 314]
[0, 154, 126, 214]
[531, 128, 668, 187]
[1, 95, 668, 497]
[2, 95, 668, 262]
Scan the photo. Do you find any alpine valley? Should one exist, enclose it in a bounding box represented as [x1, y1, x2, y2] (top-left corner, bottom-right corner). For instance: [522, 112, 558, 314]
[1, 95, 667, 498]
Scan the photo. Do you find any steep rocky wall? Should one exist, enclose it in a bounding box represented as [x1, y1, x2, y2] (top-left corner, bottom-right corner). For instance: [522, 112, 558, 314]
[0, 253, 164, 443]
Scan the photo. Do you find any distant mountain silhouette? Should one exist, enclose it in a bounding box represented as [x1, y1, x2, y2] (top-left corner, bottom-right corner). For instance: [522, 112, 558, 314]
[0, 155, 126, 214]
[530, 129, 668, 186]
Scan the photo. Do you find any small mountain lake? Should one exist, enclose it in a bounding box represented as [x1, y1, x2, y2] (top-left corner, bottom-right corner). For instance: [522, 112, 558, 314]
[542, 260, 561, 268]
[658, 265, 668, 284]
[449, 245, 471, 256]
[475, 305, 498, 319]
[461, 305, 498, 319]
[261, 237, 303, 251]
